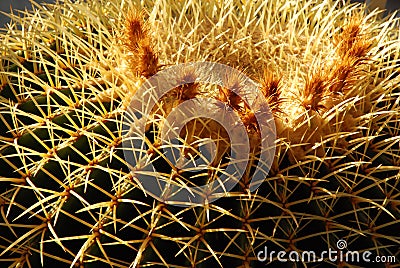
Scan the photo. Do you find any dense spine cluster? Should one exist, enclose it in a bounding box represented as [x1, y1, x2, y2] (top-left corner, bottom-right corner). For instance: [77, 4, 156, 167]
[0, 0, 399, 267]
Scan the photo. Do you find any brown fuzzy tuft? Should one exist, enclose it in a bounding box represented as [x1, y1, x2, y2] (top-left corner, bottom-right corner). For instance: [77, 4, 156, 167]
[329, 17, 373, 94]
[124, 10, 149, 52]
[328, 57, 365, 94]
[123, 10, 159, 78]
[175, 67, 200, 101]
[301, 73, 328, 112]
[301, 18, 373, 110]
[136, 40, 159, 78]
[259, 71, 283, 114]
[335, 17, 372, 59]
[218, 71, 247, 111]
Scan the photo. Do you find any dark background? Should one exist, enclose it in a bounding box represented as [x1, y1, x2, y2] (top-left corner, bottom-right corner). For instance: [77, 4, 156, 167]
[0, 0, 399, 27]
[352, 0, 400, 14]
[0, 0, 55, 27]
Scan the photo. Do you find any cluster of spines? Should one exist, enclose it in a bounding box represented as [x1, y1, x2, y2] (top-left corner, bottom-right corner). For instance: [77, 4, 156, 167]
[120, 4, 400, 266]
[0, 2, 138, 267]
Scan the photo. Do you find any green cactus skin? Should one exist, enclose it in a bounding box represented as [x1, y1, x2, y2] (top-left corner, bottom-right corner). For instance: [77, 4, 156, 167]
[0, 0, 399, 267]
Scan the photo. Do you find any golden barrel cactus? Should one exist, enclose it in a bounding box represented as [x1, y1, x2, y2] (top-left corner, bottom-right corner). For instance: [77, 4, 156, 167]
[0, 0, 399, 267]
